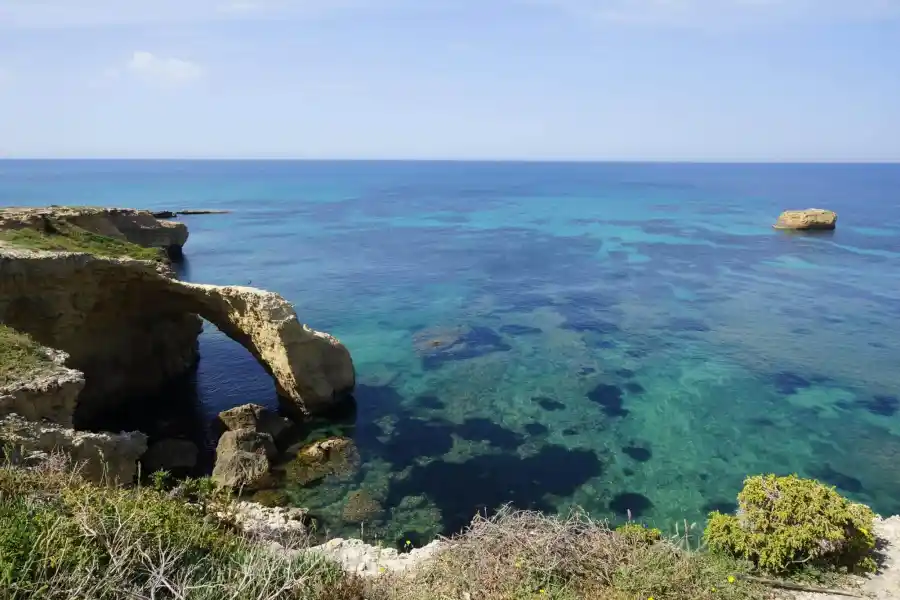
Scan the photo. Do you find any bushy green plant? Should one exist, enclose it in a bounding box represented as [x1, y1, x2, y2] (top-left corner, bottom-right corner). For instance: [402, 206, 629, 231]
[704, 474, 876, 574]
[615, 522, 663, 545]
[0, 324, 52, 387]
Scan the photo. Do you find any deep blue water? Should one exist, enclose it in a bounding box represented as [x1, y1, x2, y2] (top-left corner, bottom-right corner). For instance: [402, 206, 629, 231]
[3, 160, 900, 545]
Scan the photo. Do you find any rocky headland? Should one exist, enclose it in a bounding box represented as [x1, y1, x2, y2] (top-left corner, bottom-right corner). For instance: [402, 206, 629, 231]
[0, 206, 355, 483]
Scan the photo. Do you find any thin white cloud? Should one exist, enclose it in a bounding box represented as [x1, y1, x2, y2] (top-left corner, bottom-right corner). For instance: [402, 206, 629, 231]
[0, 0, 405, 28]
[125, 52, 203, 85]
[528, 0, 900, 25]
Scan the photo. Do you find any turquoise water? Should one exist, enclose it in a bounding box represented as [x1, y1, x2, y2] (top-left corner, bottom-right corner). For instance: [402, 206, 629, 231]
[3, 160, 900, 547]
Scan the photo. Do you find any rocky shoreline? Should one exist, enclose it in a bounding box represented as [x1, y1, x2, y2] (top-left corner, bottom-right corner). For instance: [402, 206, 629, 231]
[0, 206, 355, 484]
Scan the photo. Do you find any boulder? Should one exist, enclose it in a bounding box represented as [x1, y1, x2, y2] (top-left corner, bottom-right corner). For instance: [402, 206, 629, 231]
[142, 438, 199, 472]
[218, 403, 292, 443]
[212, 429, 277, 490]
[280, 437, 360, 486]
[0, 413, 147, 484]
[773, 208, 837, 231]
[220, 500, 310, 544]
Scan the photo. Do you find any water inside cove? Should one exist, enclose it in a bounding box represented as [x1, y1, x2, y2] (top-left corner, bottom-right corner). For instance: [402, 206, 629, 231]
[3, 160, 900, 546]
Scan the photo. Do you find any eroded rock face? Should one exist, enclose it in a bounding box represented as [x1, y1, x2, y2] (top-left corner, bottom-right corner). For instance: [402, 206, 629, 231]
[219, 403, 292, 444]
[0, 250, 354, 422]
[211, 429, 276, 490]
[0, 413, 147, 484]
[0, 348, 84, 427]
[774, 209, 838, 231]
[0, 206, 189, 257]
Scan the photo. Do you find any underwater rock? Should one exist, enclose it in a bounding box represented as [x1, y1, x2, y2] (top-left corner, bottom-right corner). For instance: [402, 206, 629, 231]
[248, 488, 291, 508]
[773, 208, 837, 231]
[342, 489, 384, 523]
[413, 324, 511, 369]
[281, 437, 360, 486]
[142, 438, 199, 473]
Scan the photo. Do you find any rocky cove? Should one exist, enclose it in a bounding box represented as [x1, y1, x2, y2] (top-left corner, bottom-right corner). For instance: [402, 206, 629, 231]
[0, 207, 358, 493]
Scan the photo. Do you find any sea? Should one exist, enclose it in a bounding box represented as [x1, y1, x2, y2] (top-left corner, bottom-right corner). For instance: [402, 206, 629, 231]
[2, 160, 899, 548]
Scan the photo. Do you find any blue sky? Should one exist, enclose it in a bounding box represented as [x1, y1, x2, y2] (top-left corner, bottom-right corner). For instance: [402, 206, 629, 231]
[1, 0, 899, 160]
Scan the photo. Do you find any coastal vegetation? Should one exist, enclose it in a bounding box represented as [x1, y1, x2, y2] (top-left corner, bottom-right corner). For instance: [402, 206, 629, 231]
[0, 219, 165, 261]
[0, 325, 52, 387]
[0, 453, 882, 600]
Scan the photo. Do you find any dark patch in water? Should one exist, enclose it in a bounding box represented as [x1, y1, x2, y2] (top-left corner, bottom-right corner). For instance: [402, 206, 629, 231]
[386, 445, 603, 535]
[668, 317, 712, 332]
[457, 419, 523, 450]
[499, 324, 543, 336]
[563, 427, 579, 436]
[626, 349, 647, 359]
[609, 492, 653, 518]
[699, 473, 709, 482]
[749, 417, 776, 428]
[535, 397, 565, 412]
[579, 367, 597, 376]
[813, 465, 864, 494]
[624, 382, 645, 395]
[792, 327, 813, 336]
[596, 340, 618, 349]
[703, 500, 738, 515]
[623, 468, 635, 476]
[380, 417, 454, 469]
[418, 325, 512, 370]
[773, 372, 811, 395]
[525, 423, 548, 436]
[588, 384, 629, 418]
[858, 395, 899, 417]
[622, 445, 652, 462]
[615, 368, 635, 379]
[416, 395, 445, 410]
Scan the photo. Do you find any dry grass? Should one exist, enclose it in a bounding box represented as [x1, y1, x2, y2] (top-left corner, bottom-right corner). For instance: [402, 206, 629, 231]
[366, 507, 770, 600]
[0, 457, 778, 600]
[0, 324, 53, 387]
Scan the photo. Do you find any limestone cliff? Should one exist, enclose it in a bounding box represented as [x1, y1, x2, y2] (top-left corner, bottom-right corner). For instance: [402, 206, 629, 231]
[0, 346, 84, 428]
[0, 207, 355, 424]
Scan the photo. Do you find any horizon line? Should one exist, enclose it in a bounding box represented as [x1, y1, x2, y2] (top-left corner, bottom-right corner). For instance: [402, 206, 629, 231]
[2, 157, 899, 165]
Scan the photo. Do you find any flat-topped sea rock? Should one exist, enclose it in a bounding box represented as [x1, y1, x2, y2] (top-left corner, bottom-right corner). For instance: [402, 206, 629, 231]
[774, 208, 837, 231]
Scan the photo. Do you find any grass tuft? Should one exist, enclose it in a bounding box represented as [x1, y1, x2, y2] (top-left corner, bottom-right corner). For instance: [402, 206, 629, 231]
[0, 219, 164, 261]
[0, 325, 53, 388]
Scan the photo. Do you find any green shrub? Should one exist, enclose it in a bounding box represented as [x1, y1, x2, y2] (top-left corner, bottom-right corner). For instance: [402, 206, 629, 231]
[615, 522, 663, 545]
[704, 474, 876, 574]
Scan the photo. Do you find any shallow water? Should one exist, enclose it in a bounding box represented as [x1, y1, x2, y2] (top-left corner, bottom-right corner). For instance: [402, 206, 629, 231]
[3, 160, 900, 547]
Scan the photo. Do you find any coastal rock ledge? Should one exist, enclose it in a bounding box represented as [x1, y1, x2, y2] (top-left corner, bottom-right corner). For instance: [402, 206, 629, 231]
[0, 206, 355, 425]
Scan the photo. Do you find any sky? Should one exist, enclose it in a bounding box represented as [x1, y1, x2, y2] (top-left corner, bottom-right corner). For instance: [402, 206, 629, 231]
[1, 0, 899, 161]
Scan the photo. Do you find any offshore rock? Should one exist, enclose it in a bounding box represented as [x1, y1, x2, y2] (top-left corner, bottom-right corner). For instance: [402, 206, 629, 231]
[279, 437, 360, 486]
[774, 208, 838, 231]
[0, 413, 147, 484]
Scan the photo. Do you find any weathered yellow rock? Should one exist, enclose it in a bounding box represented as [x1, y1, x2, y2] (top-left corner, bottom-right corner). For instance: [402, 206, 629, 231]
[0, 216, 355, 421]
[773, 208, 837, 231]
[0, 347, 83, 427]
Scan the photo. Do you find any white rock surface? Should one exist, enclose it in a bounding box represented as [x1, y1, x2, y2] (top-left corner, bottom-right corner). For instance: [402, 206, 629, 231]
[791, 515, 900, 600]
[306, 538, 445, 576]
